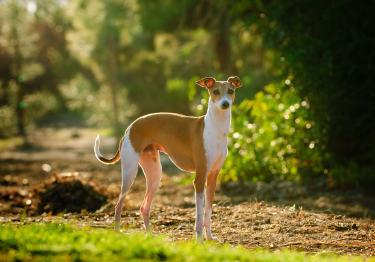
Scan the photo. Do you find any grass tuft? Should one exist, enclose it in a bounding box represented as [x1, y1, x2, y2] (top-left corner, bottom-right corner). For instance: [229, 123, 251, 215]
[0, 223, 373, 262]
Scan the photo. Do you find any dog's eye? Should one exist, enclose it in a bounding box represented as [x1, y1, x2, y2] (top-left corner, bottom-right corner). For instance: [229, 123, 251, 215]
[213, 90, 220, 95]
[228, 89, 234, 94]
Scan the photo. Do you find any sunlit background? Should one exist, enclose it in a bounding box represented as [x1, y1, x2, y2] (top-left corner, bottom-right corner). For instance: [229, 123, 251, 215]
[0, 0, 374, 188]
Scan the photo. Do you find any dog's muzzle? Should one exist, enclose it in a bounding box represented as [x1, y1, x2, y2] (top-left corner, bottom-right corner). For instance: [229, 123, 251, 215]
[221, 101, 230, 109]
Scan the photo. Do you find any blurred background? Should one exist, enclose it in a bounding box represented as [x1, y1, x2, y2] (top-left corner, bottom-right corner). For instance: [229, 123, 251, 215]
[0, 0, 374, 190]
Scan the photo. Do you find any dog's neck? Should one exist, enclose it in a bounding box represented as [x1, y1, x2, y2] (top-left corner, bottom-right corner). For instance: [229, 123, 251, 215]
[205, 97, 231, 141]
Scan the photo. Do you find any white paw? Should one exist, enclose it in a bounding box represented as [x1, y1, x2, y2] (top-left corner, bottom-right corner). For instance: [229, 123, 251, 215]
[145, 230, 154, 236]
[195, 237, 204, 245]
[207, 236, 220, 243]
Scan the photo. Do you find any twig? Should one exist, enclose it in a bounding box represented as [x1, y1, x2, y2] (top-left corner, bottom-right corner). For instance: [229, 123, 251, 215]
[170, 224, 183, 235]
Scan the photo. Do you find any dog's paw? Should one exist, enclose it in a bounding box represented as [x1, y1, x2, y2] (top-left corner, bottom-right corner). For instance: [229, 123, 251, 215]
[145, 230, 154, 237]
[207, 236, 220, 243]
[114, 223, 121, 232]
[195, 237, 204, 245]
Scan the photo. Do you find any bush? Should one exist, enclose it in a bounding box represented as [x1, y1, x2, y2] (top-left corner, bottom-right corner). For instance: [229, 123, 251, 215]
[221, 80, 328, 183]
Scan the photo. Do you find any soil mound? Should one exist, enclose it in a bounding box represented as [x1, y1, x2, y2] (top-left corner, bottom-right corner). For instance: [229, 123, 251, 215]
[33, 173, 108, 214]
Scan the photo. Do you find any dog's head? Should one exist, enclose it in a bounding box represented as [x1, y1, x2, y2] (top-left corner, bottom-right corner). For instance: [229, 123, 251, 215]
[196, 76, 242, 110]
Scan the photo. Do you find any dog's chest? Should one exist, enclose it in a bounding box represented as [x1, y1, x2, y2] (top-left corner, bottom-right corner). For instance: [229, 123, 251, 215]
[203, 119, 228, 170]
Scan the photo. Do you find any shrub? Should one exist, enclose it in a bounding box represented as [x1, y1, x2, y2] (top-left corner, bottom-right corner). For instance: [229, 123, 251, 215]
[221, 80, 328, 183]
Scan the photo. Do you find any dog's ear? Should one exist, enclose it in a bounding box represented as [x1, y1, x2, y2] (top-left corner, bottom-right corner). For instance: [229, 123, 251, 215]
[196, 77, 216, 88]
[227, 76, 242, 88]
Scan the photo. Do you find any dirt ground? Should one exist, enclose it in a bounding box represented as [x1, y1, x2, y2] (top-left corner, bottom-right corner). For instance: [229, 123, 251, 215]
[1, 128, 375, 258]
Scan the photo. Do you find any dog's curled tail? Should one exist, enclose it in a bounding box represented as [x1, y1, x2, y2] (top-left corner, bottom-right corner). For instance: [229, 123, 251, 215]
[94, 135, 121, 164]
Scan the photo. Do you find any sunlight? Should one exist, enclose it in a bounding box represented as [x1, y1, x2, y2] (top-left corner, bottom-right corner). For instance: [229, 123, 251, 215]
[27, 1, 36, 14]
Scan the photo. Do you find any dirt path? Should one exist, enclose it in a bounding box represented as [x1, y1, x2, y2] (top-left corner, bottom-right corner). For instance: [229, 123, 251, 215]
[1, 128, 374, 217]
[1, 128, 375, 258]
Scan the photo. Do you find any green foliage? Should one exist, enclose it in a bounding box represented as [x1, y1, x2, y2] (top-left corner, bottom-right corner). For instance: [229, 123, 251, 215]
[58, 74, 137, 128]
[138, 0, 198, 33]
[221, 81, 327, 183]
[0, 105, 17, 137]
[24, 92, 62, 122]
[0, 0, 89, 135]
[228, 0, 375, 186]
[0, 223, 372, 262]
[0, 0, 273, 140]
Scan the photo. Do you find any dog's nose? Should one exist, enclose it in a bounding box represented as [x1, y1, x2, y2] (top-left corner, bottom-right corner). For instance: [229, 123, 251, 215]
[222, 101, 230, 109]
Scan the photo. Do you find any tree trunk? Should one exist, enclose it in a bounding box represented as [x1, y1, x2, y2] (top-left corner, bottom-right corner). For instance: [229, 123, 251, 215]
[11, 1, 28, 146]
[108, 34, 121, 143]
[0, 51, 12, 106]
[16, 89, 26, 137]
[214, 10, 232, 76]
[0, 83, 8, 106]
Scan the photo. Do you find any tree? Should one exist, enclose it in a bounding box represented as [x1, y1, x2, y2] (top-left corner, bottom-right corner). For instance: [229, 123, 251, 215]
[137, 0, 233, 76]
[0, 0, 91, 142]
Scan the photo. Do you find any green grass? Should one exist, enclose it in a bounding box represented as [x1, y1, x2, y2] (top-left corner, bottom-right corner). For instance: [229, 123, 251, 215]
[52, 127, 114, 138]
[0, 137, 25, 150]
[0, 223, 372, 262]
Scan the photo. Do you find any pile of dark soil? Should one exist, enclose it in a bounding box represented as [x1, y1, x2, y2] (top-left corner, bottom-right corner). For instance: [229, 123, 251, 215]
[33, 173, 109, 214]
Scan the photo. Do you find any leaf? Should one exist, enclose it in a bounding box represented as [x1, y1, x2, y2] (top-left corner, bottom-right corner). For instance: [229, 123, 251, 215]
[264, 83, 276, 94]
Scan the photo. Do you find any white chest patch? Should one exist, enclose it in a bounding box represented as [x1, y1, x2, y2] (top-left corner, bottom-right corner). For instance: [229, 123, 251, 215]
[203, 116, 228, 173]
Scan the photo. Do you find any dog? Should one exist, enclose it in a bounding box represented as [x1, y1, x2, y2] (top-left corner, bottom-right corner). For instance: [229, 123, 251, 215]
[94, 76, 242, 242]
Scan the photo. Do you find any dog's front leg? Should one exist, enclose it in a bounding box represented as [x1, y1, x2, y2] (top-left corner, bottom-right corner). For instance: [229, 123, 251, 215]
[204, 169, 220, 241]
[193, 174, 206, 243]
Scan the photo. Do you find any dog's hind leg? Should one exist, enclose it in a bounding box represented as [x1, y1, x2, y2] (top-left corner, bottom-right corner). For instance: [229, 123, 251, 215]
[114, 135, 140, 231]
[139, 147, 162, 234]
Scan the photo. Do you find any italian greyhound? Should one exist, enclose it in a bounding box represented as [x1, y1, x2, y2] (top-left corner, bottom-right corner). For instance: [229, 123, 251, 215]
[94, 76, 242, 242]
